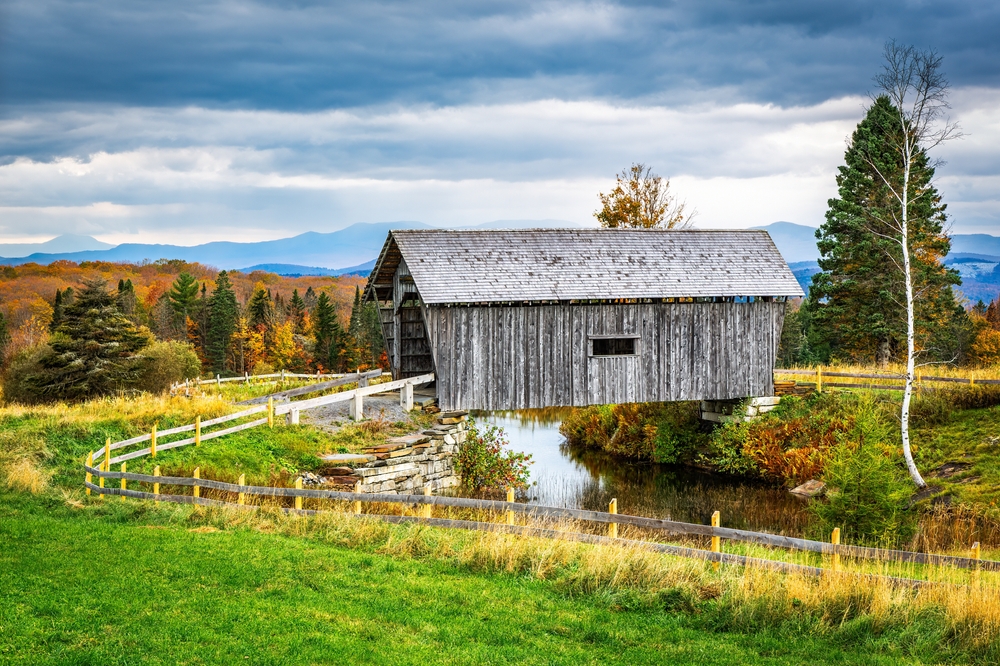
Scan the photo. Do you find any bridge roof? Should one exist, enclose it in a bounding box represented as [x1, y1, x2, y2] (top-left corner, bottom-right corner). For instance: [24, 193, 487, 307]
[365, 228, 804, 304]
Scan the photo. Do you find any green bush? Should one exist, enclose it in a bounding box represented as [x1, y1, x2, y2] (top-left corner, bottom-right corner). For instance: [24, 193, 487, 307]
[456, 419, 532, 492]
[1, 344, 51, 404]
[135, 340, 202, 394]
[809, 394, 917, 546]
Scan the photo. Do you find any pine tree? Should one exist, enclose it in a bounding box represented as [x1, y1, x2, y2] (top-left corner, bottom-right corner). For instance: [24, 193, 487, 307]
[288, 289, 307, 334]
[26, 279, 151, 401]
[167, 273, 199, 320]
[810, 96, 963, 366]
[303, 286, 317, 312]
[312, 292, 345, 371]
[206, 271, 239, 374]
[116, 279, 137, 317]
[247, 283, 274, 331]
[50, 289, 64, 332]
[0, 309, 10, 364]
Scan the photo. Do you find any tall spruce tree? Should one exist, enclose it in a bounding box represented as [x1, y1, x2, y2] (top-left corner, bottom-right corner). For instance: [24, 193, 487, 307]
[206, 271, 239, 374]
[247, 284, 274, 330]
[810, 95, 962, 367]
[167, 273, 200, 321]
[312, 292, 345, 371]
[50, 289, 64, 332]
[27, 279, 151, 401]
[288, 289, 307, 334]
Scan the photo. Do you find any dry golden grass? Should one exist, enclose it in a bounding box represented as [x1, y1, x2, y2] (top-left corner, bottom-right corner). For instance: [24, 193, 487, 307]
[776, 362, 1000, 382]
[152, 500, 1000, 649]
[4, 457, 47, 493]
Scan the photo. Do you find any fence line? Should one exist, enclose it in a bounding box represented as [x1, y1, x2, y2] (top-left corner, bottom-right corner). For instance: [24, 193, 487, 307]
[775, 368, 1000, 386]
[83, 464, 998, 573]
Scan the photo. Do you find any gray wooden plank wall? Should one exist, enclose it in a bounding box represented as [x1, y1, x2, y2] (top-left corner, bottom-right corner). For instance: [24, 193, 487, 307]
[424, 301, 785, 411]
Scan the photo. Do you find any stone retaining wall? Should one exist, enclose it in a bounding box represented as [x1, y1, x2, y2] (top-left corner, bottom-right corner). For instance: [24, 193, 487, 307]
[317, 411, 467, 494]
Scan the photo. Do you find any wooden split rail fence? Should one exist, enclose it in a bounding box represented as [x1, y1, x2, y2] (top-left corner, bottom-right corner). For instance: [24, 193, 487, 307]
[82, 468, 997, 583]
[775, 368, 1000, 392]
[171, 369, 387, 392]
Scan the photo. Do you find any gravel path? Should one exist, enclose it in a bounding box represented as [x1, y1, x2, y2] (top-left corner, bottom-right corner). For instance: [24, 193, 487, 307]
[300, 392, 417, 435]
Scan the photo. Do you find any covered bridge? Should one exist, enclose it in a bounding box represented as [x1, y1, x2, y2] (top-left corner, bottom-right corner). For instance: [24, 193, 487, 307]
[363, 229, 803, 411]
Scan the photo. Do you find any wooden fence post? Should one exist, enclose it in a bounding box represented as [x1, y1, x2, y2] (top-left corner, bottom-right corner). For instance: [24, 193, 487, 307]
[400, 381, 414, 411]
[831, 527, 841, 572]
[216, 374, 221, 388]
[120, 462, 127, 501]
[608, 498, 618, 539]
[353, 481, 362, 515]
[193, 467, 200, 499]
[281, 369, 285, 383]
[104, 437, 111, 472]
[349, 393, 364, 421]
[238, 473, 246, 505]
[506, 488, 514, 525]
[424, 484, 433, 519]
[816, 367, 823, 393]
[972, 541, 981, 565]
[268, 397, 274, 428]
[195, 415, 201, 447]
[151, 425, 157, 458]
[153, 465, 160, 502]
[295, 477, 303, 511]
[97, 453, 105, 497]
[85, 451, 93, 495]
[711, 510, 721, 571]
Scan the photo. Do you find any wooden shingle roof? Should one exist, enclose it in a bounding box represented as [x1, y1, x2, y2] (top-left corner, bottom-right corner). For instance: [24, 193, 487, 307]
[365, 228, 804, 304]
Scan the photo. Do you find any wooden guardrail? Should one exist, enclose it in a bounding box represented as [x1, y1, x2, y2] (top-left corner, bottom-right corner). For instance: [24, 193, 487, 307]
[171, 369, 379, 392]
[775, 368, 1000, 392]
[238, 370, 386, 405]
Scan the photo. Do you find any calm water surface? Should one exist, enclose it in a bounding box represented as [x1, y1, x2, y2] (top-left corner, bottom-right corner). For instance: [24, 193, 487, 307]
[477, 410, 810, 536]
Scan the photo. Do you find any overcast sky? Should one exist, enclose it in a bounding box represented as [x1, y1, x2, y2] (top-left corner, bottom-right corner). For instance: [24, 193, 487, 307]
[1, 1, 998, 244]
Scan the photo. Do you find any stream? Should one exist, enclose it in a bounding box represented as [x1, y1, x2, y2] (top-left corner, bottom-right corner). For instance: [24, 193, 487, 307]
[477, 410, 811, 536]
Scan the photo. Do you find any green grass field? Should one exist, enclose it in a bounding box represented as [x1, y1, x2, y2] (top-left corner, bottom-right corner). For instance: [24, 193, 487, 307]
[0, 492, 950, 666]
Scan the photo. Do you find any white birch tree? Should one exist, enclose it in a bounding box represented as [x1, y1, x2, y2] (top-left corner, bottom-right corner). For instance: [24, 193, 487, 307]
[860, 41, 960, 487]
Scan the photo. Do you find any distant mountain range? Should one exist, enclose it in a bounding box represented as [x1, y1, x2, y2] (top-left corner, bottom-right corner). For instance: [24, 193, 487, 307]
[752, 222, 1000, 303]
[2, 220, 997, 302]
[0, 220, 584, 275]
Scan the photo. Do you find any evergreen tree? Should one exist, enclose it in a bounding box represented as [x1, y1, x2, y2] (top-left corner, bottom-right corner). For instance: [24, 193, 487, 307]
[303, 286, 317, 312]
[810, 96, 963, 366]
[288, 289, 307, 334]
[50, 289, 64, 332]
[116, 279, 137, 317]
[0, 309, 10, 364]
[167, 273, 199, 320]
[312, 292, 345, 371]
[206, 271, 239, 374]
[247, 284, 274, 330]
[26, 279, 151, 400]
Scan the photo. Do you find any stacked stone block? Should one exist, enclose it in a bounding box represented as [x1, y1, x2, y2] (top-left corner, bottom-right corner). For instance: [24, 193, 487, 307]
[321, 411, 468, 494]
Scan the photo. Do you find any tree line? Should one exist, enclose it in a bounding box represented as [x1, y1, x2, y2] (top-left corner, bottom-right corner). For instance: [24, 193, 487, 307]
[0, 267, 386, 403]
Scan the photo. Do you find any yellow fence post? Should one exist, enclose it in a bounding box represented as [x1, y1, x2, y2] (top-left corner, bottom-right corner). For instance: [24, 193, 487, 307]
[268, 397, 274, 429]
[711, 510, 721, 571]
[353, 481, 362, 515]
[608, 498, 618, 539]
[424, 484, 434, 519]
[238, 473, 246, 506]
[295, 477, 303, 511]
[153, 465, 160, 502]
[972, 541, 981, 565]
[195, 415, 201, 447]
[97, 454, 105, 497]
[151, 424, 157, 458]
[816, 367, 823, 393]
[970, 373, 975, 387]
[831, 527, 841, 572]
[85, 451, 93, 495]
[193, 467, 200, 499]
[505, 487, 514, 525]
[120, 462, 127, 501]
[104, 437, 111, 472]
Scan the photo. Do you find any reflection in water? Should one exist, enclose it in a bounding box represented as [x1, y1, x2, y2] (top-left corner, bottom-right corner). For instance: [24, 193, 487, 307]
[476, 410, 810, 536]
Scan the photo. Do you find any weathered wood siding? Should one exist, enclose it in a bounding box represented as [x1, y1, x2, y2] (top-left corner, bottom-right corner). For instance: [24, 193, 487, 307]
[424, 302, 786, 411]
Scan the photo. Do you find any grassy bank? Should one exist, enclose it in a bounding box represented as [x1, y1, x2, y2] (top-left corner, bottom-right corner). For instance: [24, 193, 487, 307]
[3, 491, 998, 665]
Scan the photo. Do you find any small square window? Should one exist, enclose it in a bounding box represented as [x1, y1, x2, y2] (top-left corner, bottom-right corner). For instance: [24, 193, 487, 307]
[591, 337, 637, 356]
